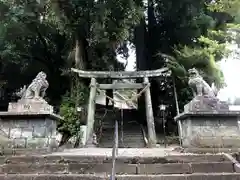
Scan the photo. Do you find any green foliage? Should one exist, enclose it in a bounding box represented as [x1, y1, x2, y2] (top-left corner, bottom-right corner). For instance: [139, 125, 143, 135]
[59, 93, 79, 135]
[146, 0, 240, 122]
[46, 0, 143, 70]
[207, 0, 240, 14]
[58, 79, 88, 135]
[164, 29, 227, 109]
[169, 31, 227, 86]
[1, 0, 240, 134]
[0, 0, 143, 132]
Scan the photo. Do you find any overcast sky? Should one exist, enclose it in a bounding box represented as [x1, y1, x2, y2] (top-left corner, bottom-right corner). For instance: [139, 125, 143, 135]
[218, 42, 240, 102]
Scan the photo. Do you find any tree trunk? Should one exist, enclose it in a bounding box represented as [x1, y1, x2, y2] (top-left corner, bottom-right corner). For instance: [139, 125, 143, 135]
[75, 39, 86, 70]
[147, 0, 159, 68]
[135, 18, 148, 70]
[147, 0, 166, 117]
[134, 17, 148, 125]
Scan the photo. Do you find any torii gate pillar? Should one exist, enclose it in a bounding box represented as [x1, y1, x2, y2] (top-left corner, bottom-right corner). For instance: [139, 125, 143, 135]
[143, 77, 157, 147]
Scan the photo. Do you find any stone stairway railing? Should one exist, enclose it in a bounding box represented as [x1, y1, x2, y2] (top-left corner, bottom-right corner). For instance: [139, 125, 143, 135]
[223, 153, 240, 172]
[110, 120, 118, 180]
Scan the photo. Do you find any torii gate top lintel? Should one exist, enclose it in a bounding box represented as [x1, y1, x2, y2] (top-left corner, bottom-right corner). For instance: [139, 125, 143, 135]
[71, 67, 170, 79]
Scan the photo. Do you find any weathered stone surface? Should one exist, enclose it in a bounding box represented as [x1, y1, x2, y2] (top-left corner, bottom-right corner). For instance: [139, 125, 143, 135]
[0, 148, 237, 180]
[3, 153, 229, 165]
[68, 163, 137, 174]
[15, 71, 49, 100]
[1, 71, 61, 149]
[183, 147, 240, 154]
[137, 163, 191, 174]
[0, 151, 237, 180]
[175, 111, 240, 148]
[190, 162, 233, 173]
[184, 95, 229, 112]
[12, 71, 51, 113]
[0, 113, 62, 149]
[177, 68, 240, 148]
[0, 174, 240, 180]
[164, 154, 228, 163]
[188, 68, 217, 97]
[8, 99, 53, 114]
[0, 162, 233, 174]
[0, 163, 67, 174]
[71, 67, 170, 79]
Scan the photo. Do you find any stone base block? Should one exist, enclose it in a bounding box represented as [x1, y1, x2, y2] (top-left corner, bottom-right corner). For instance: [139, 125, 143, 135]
[175, 111, 240, 148]
[0, 112, 62, 149]
[8, 99, 53, 114]
[184, 95, 229, 112]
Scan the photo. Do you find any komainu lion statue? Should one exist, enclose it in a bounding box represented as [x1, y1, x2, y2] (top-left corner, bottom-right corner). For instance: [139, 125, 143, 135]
[16, 71, 49, 100]
[188, 68, 217, 97]
[185, 68, 228, 112]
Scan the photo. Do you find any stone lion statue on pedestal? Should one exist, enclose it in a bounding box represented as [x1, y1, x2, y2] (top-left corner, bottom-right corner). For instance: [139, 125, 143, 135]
[188, 68, 217, 97]
[185, 68, 228, 112]
[16, 71, 49, 100]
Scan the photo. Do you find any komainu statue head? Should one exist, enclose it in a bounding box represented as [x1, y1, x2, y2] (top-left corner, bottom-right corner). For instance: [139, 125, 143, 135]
[188, 68, 200, 78]
[35, 71, 47, 81]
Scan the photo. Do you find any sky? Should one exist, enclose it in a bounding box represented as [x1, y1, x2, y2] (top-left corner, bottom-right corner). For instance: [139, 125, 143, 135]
[118, 42, 240, 103]
[218, 42, 240, 102]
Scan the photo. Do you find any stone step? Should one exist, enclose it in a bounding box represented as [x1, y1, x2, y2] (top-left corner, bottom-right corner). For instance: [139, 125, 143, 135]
[0, 162, 234, 174]
[99, 127, 145, 148]
[4, 154, 229, 164]
[184, 148, 240, 154]
[0, 173, 239, 180]
[0, 148, 56, 156]
[3, 154, 228, 164]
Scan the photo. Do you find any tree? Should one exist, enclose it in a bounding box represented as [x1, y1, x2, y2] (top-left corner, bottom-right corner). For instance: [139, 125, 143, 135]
[0, 0, 144, 136]
[1, 0, 240, 136]
[0, 0, 71, 107]
[132, 0, 240, 133]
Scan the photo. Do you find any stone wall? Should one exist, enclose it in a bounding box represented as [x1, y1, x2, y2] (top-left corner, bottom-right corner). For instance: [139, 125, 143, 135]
[0, 114, 61, 149]
[177, 113, 240, 148]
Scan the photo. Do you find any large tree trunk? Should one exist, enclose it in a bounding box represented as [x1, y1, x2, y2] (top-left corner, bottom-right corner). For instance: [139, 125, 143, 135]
[147, 0, 162, 68]
[147, 0, 165, 116]
[75, 39, 86, 70]
[134, 18, 148, 125]
[135, 18, 148, 71]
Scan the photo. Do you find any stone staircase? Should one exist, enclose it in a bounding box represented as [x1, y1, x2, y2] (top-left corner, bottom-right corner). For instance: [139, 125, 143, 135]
[99, 125, 145, 148]
[0, 150, 239, 179]
[99, 120, 145, 148]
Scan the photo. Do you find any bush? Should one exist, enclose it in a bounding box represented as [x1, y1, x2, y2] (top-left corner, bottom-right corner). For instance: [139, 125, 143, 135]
[58, 80, 88, 137]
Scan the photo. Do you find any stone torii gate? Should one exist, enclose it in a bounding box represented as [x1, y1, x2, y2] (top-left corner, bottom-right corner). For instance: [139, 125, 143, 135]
[71, 67, 170, 147]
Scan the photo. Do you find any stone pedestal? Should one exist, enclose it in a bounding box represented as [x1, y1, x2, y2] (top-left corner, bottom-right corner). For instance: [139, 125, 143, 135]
[8, 99, 53, 114]
[175, 111, 240, 148]
[175, 96, 240, 148]
[184, 95, 229, 112]
[0, 112, 61, 149]
[0, 99, 62, 150]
